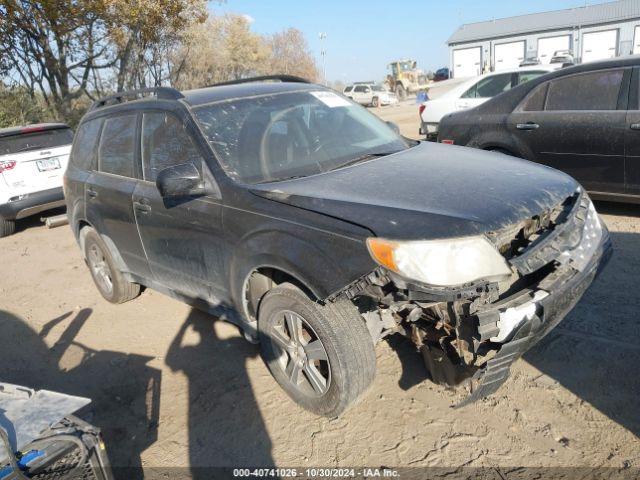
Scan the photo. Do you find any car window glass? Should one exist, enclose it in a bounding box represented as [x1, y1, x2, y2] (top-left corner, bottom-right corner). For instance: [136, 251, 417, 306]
[354, 86, 366, 93]
[194, 90, 408, 184]
[518, 71, 546, 84]
[546, 69, 624, 111]
[141, 112, 204, 182]
[70, 119, 103, 170]
[518, 83, 549, 112]
[475, 73, 513, 98]
[344, 86, 353, 92]
[0, 128, 74, 156]
[99, 114, 136, 177]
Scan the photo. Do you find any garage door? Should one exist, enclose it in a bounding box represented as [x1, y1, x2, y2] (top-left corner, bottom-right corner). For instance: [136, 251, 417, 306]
[633, 25, 640, 54]
[494, 41, 525, 71]
[538, 35, 571, 64]
[452, 47, 481, 78]
[582, 30, 618, 63]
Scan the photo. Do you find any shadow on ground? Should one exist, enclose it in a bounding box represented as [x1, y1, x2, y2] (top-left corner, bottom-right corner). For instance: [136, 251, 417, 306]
[0, 305, 274, 478]
[165, 309, 273, 477]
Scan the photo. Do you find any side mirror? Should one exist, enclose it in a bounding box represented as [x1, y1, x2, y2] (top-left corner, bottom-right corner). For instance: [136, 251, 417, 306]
[386, 121, 400, 134]
[156, 163, 205, 198]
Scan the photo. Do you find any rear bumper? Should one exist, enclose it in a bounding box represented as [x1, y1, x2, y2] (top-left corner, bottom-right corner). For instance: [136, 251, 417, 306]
[0, 187, 65, 220]
[457, 228, 613, 406]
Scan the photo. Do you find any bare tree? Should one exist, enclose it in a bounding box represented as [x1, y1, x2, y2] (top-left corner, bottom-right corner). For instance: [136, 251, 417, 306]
[170, 14, 270, 89]
[266, 28, 319, 82]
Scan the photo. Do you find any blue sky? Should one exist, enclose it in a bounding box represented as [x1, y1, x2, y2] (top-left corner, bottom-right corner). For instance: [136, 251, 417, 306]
[212, 0, 610, 83]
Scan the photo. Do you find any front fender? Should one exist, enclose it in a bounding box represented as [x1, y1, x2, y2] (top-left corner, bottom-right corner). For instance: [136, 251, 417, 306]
[228, 228, 375, 309]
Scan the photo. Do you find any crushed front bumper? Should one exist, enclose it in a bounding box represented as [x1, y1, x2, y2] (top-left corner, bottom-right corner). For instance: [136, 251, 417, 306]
[457, 228, 612, 407]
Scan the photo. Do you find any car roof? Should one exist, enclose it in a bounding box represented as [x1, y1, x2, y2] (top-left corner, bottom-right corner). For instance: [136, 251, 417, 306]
[182, 81, 321, 107]
[0, 123, 70, 138]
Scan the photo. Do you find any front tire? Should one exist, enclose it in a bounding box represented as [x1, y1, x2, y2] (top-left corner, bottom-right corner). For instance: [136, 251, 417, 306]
[83, 229, 140, 304]
[395, 84, 406, 101]
[258, 284, 376, 417]
[0, 219, 15, 238]
[371, 97, 380, 108]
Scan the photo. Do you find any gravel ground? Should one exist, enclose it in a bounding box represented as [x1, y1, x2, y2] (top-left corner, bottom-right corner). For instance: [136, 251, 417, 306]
[1, 103, 639, 478]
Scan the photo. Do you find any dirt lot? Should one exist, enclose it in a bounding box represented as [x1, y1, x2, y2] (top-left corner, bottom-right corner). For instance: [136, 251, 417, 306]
[2, 103, 639, 477]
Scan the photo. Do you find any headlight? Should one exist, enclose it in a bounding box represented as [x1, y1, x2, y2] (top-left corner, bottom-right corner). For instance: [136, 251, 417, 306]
[366, 236, 512, 287]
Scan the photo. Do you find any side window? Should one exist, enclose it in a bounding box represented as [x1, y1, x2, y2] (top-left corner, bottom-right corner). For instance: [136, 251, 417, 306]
[141, 112, 204, 182]
[517, 71, 546, 85]
[518, 83, 549, 112]
[475, 73, 513, 98]
[545, 69, 624, 111]
[99, 114, 137, 177]
[70, 118, 103, 170]
[344, 86, 353, 93]
[462, 74, 513, 99]
[354, 86, 366, 93]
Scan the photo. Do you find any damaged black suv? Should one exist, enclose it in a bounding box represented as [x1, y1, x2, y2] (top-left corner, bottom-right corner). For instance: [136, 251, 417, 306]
[64, 76, 612, 416]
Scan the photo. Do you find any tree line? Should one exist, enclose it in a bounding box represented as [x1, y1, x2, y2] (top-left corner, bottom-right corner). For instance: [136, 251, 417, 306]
[0, 1, 319, 127]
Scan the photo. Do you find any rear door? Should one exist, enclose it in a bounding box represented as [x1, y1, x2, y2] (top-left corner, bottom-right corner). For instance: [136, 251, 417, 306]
[132, 109, 227, 303]
[85, 112, 151, 278]
[624, 67, 640, 196]
[508, 68, 628, 193]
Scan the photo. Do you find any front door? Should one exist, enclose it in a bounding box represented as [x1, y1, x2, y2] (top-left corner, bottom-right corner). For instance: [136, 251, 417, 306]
[508, 68, 628, 194]
[133, 110, 227, 303]
[85, 112, 151, 278]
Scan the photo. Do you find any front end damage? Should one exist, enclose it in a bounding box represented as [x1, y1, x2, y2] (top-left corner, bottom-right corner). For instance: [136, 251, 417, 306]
[334, 191, 612, 404]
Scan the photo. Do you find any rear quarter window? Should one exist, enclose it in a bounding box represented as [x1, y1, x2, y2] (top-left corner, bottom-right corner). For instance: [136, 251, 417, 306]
[69, 119, 103, 170]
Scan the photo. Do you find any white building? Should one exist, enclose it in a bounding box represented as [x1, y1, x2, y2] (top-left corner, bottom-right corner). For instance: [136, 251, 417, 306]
[448, 0, 640, 78]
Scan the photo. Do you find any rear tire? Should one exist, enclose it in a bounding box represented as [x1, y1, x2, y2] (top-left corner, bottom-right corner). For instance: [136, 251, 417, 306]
[258, 284, 376, 417]
[0, 219, 15, 238]
[83, 229, 140, 304]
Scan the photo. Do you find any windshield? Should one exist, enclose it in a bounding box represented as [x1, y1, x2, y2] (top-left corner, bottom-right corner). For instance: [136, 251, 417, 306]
[193, 89, 410, 184]
[0, 128, 73, 156]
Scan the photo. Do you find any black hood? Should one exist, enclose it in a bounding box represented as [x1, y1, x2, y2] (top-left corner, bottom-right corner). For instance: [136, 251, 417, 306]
[250, 142, 579, 240]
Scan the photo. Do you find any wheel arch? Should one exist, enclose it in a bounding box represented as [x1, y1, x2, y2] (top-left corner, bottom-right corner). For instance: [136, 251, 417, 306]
[77, 220, 130, 275]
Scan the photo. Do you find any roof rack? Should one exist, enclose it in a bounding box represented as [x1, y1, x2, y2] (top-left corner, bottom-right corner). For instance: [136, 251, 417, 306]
[209, 75, 311, 88]
[89, 87, 184, 111]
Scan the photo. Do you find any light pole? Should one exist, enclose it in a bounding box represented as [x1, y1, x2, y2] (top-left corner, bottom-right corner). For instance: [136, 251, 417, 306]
[319, 32, 327, 85]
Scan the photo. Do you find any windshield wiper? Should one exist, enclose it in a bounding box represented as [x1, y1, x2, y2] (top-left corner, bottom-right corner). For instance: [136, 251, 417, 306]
[330, 152, 398, 171]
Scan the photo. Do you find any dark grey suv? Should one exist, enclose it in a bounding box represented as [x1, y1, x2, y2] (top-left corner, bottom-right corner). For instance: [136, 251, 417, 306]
[64, 76, 612, 416]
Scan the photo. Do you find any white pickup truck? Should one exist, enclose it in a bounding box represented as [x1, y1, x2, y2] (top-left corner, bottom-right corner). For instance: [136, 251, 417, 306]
[419, 65, 556, 141]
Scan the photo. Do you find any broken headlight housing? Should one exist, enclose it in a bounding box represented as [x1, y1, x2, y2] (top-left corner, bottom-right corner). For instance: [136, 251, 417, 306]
[366, 236, 512, 288]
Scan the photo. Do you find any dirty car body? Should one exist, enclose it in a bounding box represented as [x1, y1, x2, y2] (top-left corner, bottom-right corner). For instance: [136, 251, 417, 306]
[65, 78, 611, 415]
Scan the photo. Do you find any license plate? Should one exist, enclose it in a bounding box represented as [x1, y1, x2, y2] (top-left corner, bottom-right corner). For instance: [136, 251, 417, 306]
[36, 158, 61, 172]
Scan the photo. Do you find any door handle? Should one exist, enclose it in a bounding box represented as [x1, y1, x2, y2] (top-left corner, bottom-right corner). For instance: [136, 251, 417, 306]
[133, 201, 152, 214]
[630, 123, 640, 130]
[516, 123, 540, 130]
[87, 189, 98, 198]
